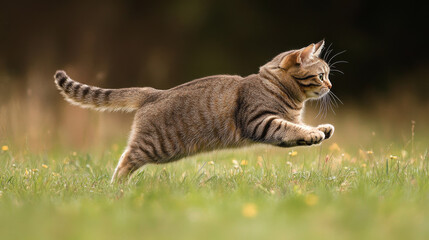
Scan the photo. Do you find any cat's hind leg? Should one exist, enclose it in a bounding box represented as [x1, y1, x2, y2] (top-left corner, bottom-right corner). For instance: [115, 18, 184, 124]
[111, 147, 149, 183]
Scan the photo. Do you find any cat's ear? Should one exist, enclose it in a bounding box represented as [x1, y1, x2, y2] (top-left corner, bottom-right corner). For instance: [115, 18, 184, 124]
[279, 51, 302, 68]
[300, 43, 316, 62]
[278, 41, 324, 69]
[314, 40, 325, 57]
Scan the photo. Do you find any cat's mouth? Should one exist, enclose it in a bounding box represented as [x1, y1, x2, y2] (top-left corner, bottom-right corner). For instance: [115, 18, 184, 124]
[313, 88, 330, 98]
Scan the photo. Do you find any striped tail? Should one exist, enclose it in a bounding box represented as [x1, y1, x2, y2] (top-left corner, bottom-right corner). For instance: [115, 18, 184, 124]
[54, 70, 156, 112]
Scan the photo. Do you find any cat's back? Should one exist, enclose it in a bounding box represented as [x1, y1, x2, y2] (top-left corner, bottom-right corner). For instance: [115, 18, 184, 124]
[169, 74, 243, 93]
[152, 74, 244, 110]
[138, 74, 244, 118]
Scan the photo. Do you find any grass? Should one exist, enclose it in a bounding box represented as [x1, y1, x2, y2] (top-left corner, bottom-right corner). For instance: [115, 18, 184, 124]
[1, 137, 429, 240]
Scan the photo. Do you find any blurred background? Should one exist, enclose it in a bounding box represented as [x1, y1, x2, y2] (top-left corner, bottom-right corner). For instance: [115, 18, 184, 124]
[0, 0, 428, 153]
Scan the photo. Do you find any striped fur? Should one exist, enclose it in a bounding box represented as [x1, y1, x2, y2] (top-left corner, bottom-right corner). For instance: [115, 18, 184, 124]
[54, 71, 159, 112]
[54, 41, 336, 183]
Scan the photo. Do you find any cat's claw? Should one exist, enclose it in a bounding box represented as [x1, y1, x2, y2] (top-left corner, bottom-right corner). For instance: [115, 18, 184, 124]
[317, 124, 335, 139]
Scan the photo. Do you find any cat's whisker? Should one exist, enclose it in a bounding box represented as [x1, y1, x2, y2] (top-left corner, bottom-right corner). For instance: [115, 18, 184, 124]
[327, 94, 336, 115]
[315, 96, 324, 119]
[328, 92, 336, 107]
[315, 98, 320, 109]
[316, 92, 339, 119]
[330, 69, 344, 75]
[320, 98, 326, 119]
[330, 92, 339, 104]
[323, 98, 328, 118]
[325, 49, 334, 62]
[331, 60, 349, 65]
[330, 91, 344, 105]
[325, 96, 330, 118]
[321, 98, 327, 119]
[330, 66, 343, 71]
[328, 50, 346, 65]
[323, 43, 333, 60]
[330, 63, 346, 68]
[324, 95, 329, 118]
[316, 94, 330, 119]
[328, 92, 339, 108]
[332, 95, 339, 108]
[328, 50, 346, 66]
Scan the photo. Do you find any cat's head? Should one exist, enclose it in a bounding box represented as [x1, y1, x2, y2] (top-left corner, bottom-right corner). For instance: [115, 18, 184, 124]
[260, 40, 331, 101]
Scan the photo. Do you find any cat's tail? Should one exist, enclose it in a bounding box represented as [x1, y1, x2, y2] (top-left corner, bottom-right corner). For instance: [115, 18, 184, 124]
[54, 70, 157, 112]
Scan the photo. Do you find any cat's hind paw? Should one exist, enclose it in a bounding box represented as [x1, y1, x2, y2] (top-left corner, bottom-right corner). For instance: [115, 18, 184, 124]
[317, 124, 335, 139]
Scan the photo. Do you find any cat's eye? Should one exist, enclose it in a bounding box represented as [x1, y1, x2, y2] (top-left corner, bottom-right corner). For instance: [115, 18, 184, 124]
[318, 73, 324, 81]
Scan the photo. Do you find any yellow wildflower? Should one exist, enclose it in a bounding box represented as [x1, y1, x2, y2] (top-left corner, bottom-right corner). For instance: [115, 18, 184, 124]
[240, 160, 248, 166]
[305, 194, 319, 206]
[390, 155, 398, 160]
[329, 143, 340, 152]
[208, 161, 215, 165]
[293, 185, 302, 195]
[42, 164, 48, 169]
[242, 203, 258, 218]
[366, 150, 374, 154]
[289, 151, 298, 157]
[361, 163, 367, 168]
[1, 145, 8, 151]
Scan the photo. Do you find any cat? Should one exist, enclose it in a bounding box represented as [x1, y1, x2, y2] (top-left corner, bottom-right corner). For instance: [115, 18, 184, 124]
[54, 40, 335, 183]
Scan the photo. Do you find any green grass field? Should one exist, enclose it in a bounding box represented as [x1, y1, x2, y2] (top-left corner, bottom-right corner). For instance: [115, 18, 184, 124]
[1, 130, 429, 240]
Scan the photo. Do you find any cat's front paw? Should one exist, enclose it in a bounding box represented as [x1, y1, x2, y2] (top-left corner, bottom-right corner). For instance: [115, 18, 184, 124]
[297, 129, 325, 146]
[317, 124, 335, 139]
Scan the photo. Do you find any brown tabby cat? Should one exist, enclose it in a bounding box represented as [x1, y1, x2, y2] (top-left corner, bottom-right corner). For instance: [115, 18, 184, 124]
[54, 40, 335, 183]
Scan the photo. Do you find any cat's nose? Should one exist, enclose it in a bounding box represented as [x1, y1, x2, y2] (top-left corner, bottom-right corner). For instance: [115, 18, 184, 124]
[325, 81, 332, 89]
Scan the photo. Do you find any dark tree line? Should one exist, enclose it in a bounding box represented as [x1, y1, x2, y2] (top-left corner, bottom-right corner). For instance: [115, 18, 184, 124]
[0, 0, 427, 101]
